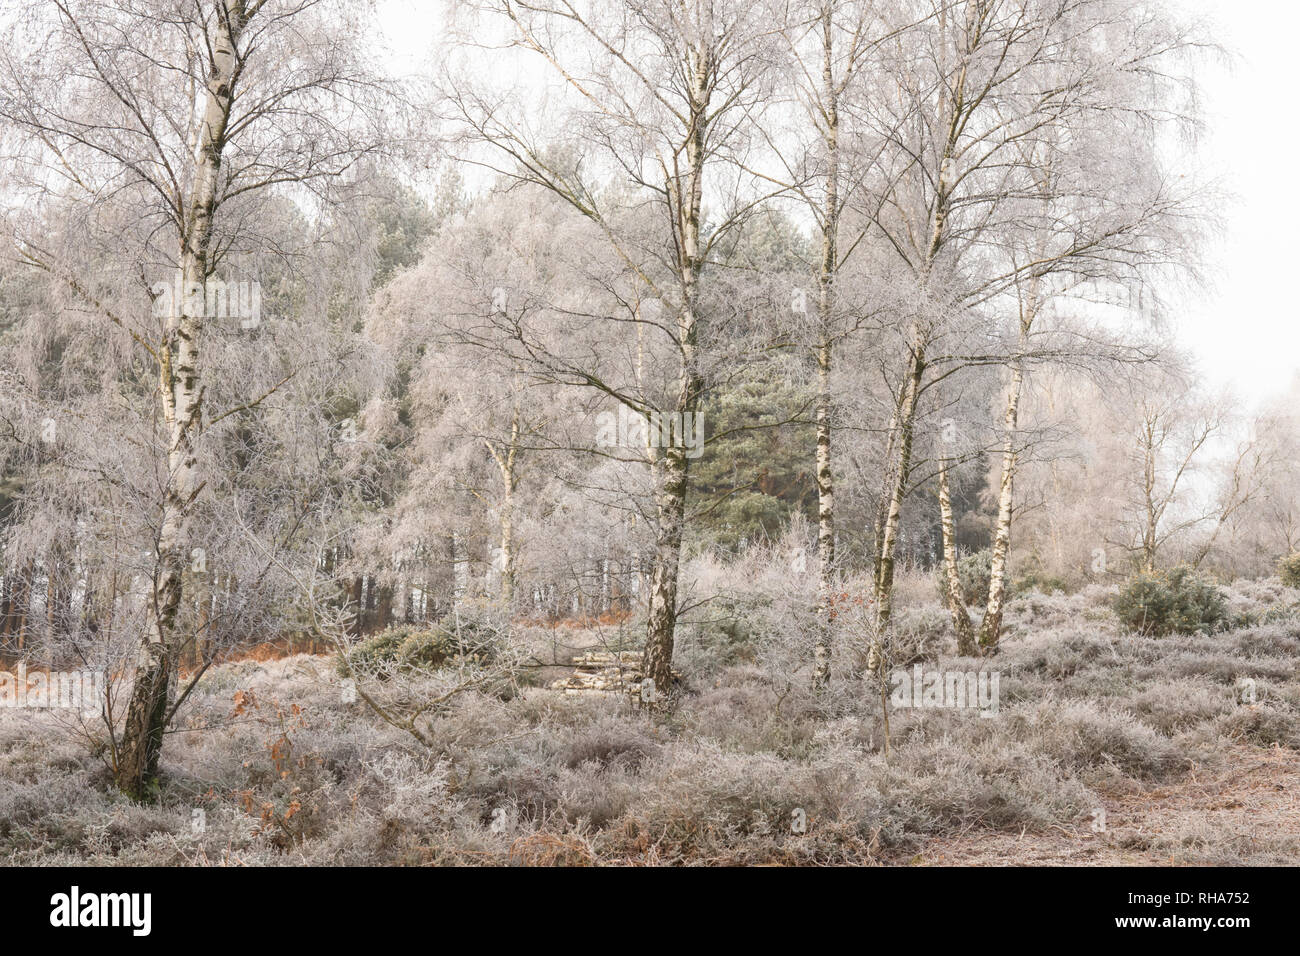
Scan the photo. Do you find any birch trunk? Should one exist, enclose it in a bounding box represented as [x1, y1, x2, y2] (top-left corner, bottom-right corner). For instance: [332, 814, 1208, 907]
[499, 492, 514, 606]
[812, 13, 839, 687]
[643, 441, 690, 692]
[641, 54, 707, 695]
[872, 381, 906, 592]
[873, 103, 954, 637]
[487, 412, 520, 608]
[1141, 414, 1159, 572]
[938, 459, 976, 655]
[873, 339, 925, 631]
[979, 287, 1036, 654]
[191, 571, 211, 669]
[118, 6, 242, 799]
[813, 334, 834, 685]
[977, 356, 1024, 652]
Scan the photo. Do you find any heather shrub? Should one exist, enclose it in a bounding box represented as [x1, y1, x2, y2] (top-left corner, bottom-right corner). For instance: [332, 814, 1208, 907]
[885, 604, 949, 666]
[1113, 565, 1228, 636]
[1218, 622, 1300, 661]
[1127, 679, 1234, 733]
[878, 738, 1098, 836]
[1127, 816, 1300, 866]
[1013, 626, 1117, 679]
[554, 763, 641, 828]
[1216, 704, 1300, 749]
[1013, 568, 1071, 596]
[1005, 699, 1181, 779]
[680, 677, 820, 758]
[1278, 553, 1300, 588]
[1003, 587, 1119, 635]
[613, 742, 834, 855]
[560, 716, 660, 772]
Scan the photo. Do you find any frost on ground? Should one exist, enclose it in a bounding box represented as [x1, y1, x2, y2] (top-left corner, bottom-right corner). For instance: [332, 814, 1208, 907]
[2, 575, 1296, 867]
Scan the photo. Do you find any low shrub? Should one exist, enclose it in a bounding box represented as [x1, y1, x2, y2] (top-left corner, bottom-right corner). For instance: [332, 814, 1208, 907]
[1012, 569, 1071, 596]
[1113, 565, 1228, 636]
[339, 628, 408, 677]
[339, 620, 498, 678]
[396, 628, 459, 671]
[693, 593, 773, 665]
[1278, 553, 1300, 589]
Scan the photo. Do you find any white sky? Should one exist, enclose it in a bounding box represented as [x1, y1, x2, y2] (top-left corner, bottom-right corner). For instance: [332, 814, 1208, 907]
[375, 0, 1298, 409]
[1172, 0, 1300, 407]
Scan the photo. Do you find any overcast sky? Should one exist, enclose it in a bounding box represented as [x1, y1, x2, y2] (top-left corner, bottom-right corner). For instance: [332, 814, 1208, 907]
[375, 0, 1296, 409]
[1170, 0, 1300, 407]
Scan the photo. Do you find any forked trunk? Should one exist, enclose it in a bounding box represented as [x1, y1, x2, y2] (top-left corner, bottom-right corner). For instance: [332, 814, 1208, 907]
[977, 352, 1025, 653]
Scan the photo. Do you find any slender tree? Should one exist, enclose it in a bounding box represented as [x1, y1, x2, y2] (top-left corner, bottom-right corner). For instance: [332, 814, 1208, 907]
[0, 0, 393, 797]
[447, 0, 782, 692]
[859, 0, 1202, 646]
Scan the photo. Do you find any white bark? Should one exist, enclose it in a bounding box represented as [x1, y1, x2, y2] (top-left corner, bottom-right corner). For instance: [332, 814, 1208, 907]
[120, 4, 243, 795]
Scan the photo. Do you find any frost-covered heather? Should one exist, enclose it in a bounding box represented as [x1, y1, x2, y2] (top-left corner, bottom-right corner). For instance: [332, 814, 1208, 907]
[3, 575, 1297, 866]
